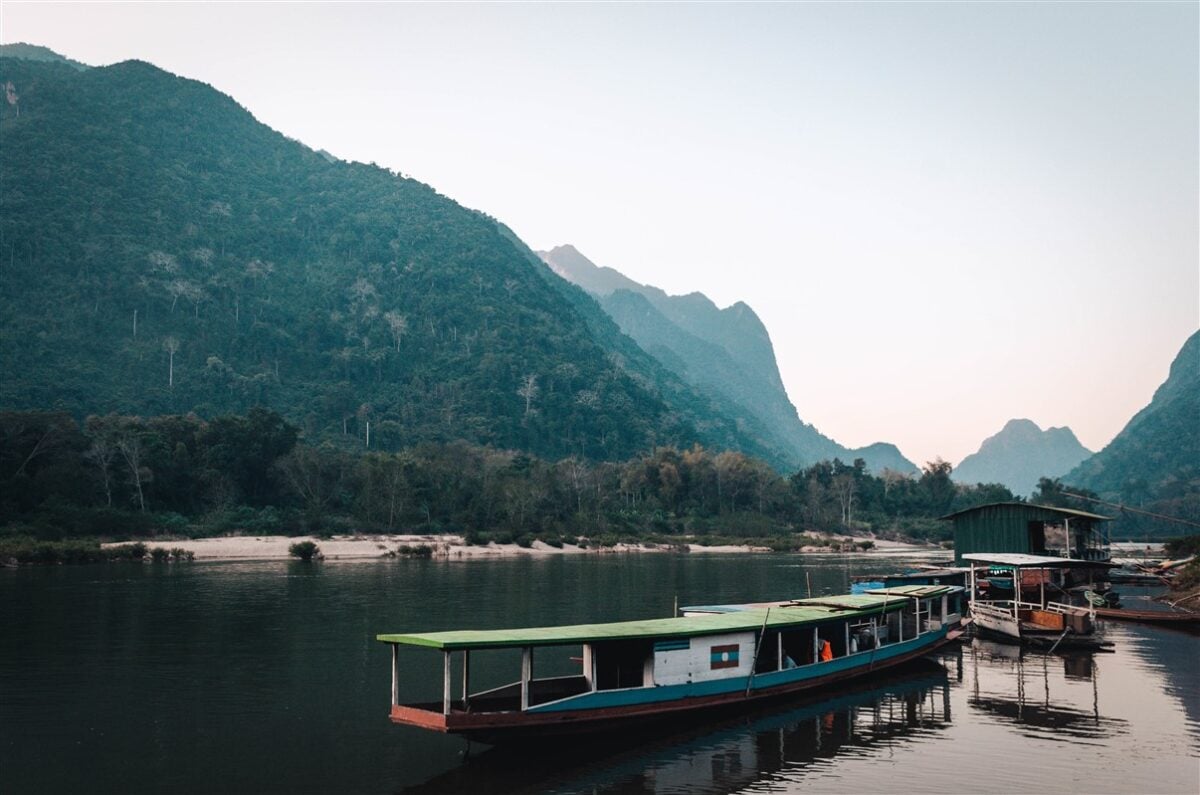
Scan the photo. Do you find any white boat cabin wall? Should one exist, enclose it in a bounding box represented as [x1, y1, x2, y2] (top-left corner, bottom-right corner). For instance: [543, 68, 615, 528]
[651, 631, 754, 686]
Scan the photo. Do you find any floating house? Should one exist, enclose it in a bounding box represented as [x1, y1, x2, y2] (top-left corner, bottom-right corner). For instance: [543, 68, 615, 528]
[940, 502, 1111, 564]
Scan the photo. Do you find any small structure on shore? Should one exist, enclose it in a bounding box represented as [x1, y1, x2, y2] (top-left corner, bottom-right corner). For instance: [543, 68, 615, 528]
[940, 502, 1111, 564]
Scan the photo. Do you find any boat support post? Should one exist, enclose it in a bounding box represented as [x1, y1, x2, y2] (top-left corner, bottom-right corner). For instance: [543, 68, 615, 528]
[746, 607, 771, 697]
[520, 647, 532, 711]
[390, 643, 399, 707]
[461, 650, 470, 710]
[442, 651, 451, 716]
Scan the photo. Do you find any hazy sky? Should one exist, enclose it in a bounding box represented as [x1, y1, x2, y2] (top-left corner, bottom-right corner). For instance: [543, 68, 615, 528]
[4, 2, 1197, 469]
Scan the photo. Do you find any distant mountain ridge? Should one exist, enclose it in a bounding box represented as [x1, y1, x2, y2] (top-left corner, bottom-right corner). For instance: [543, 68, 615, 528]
[538, 245, 918, 474]
[953, 418, 1092, 497]
[1067, 330, 1199, 500]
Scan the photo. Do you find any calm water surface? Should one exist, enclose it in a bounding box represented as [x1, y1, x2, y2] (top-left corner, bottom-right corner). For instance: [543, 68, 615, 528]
[1, 553, 1196, 793]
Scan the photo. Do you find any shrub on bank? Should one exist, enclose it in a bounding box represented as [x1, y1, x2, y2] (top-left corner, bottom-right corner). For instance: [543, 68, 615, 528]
[147, 546, 195, 562]
[288, 541, 321, 561]
[0, 537, 194, 565]
[107, 542, 148, 560]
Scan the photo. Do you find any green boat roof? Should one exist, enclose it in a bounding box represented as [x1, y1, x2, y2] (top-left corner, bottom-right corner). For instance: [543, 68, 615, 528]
[377, 586, 957, 650]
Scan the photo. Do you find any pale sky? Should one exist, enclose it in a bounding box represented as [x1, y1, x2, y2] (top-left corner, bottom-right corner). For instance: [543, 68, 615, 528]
[4, 2, 1197, 468]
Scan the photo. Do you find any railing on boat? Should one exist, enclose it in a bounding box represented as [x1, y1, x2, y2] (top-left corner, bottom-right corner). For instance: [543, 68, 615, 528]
[973, 598, 1091, 616]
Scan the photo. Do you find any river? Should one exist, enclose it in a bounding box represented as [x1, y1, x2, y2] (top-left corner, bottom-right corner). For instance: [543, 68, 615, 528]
[1, 553, 1196, 793]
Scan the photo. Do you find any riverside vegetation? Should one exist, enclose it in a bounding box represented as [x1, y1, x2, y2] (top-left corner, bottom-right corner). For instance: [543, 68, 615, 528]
[1, 408, 1027, 563]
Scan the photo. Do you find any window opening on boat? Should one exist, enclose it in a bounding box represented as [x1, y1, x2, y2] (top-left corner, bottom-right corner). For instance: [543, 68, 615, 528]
[925, 598, 936, 631]
[816, 622, 848, 659]
[881, 609, 902, 645]
[594, 638, 653, 690]
[755, 630, 780, 674]
[779, 627, 814, 668]
[848, 620, 876, 654]
[903, 599, 921, 638]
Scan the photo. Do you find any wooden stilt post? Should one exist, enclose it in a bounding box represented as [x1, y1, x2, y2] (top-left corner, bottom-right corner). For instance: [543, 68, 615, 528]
[390, 644, 399, 707]
[968, 562, 977, 612]
[461, 650, 470, 709]
[583, 644, 595, 691]
[521, 647, 532, 710]
[442, 651, 451, 716]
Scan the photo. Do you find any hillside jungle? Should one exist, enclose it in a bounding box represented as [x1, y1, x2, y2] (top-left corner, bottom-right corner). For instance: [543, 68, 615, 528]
[0, 408, 1043, 563]
[0, 56, 794, 471]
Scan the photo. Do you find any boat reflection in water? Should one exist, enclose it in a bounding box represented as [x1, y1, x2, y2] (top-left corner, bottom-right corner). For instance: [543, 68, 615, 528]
[967, 638, 1127, 740]
[404, 659, 955, 794]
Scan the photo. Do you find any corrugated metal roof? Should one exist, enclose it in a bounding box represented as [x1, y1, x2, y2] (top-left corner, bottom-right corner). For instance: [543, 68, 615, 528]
[962, 553, 1117, 568]
[939, 502, 1111, 522]
[377, 590, 953, 650]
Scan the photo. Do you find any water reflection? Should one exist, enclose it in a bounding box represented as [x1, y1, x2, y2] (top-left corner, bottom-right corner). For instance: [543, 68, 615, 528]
[967, 640, 1127, 742]
[405, 660, 954, 794]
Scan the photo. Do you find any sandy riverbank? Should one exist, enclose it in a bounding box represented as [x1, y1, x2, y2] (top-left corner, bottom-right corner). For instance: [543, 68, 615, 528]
[101, 534, 937, 562]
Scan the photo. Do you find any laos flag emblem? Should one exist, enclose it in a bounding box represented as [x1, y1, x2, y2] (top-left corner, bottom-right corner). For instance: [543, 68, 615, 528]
[710, 643, 740, 670]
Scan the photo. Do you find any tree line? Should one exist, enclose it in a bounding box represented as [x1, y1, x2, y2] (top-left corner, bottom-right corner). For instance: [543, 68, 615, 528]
[0, 409, 1027, 545]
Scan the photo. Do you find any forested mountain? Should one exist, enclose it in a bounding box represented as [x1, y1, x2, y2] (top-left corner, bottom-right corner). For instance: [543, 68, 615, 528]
[538, 245, 919, 473]
[0, 52, 783, 463]
[1066, 331, 1199, 520]
[0, 43, 88, 70]
[952, 419, 1092, 497]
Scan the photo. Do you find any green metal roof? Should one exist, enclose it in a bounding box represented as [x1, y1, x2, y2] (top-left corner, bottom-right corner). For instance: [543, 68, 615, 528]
[938, 502, 1111, 522]
[378, 587, 957, 651]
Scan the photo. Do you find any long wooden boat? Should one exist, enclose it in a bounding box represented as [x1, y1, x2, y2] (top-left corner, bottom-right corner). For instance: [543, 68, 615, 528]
[1091, 606, 1200, 626]
[377, 584, 966, 743]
